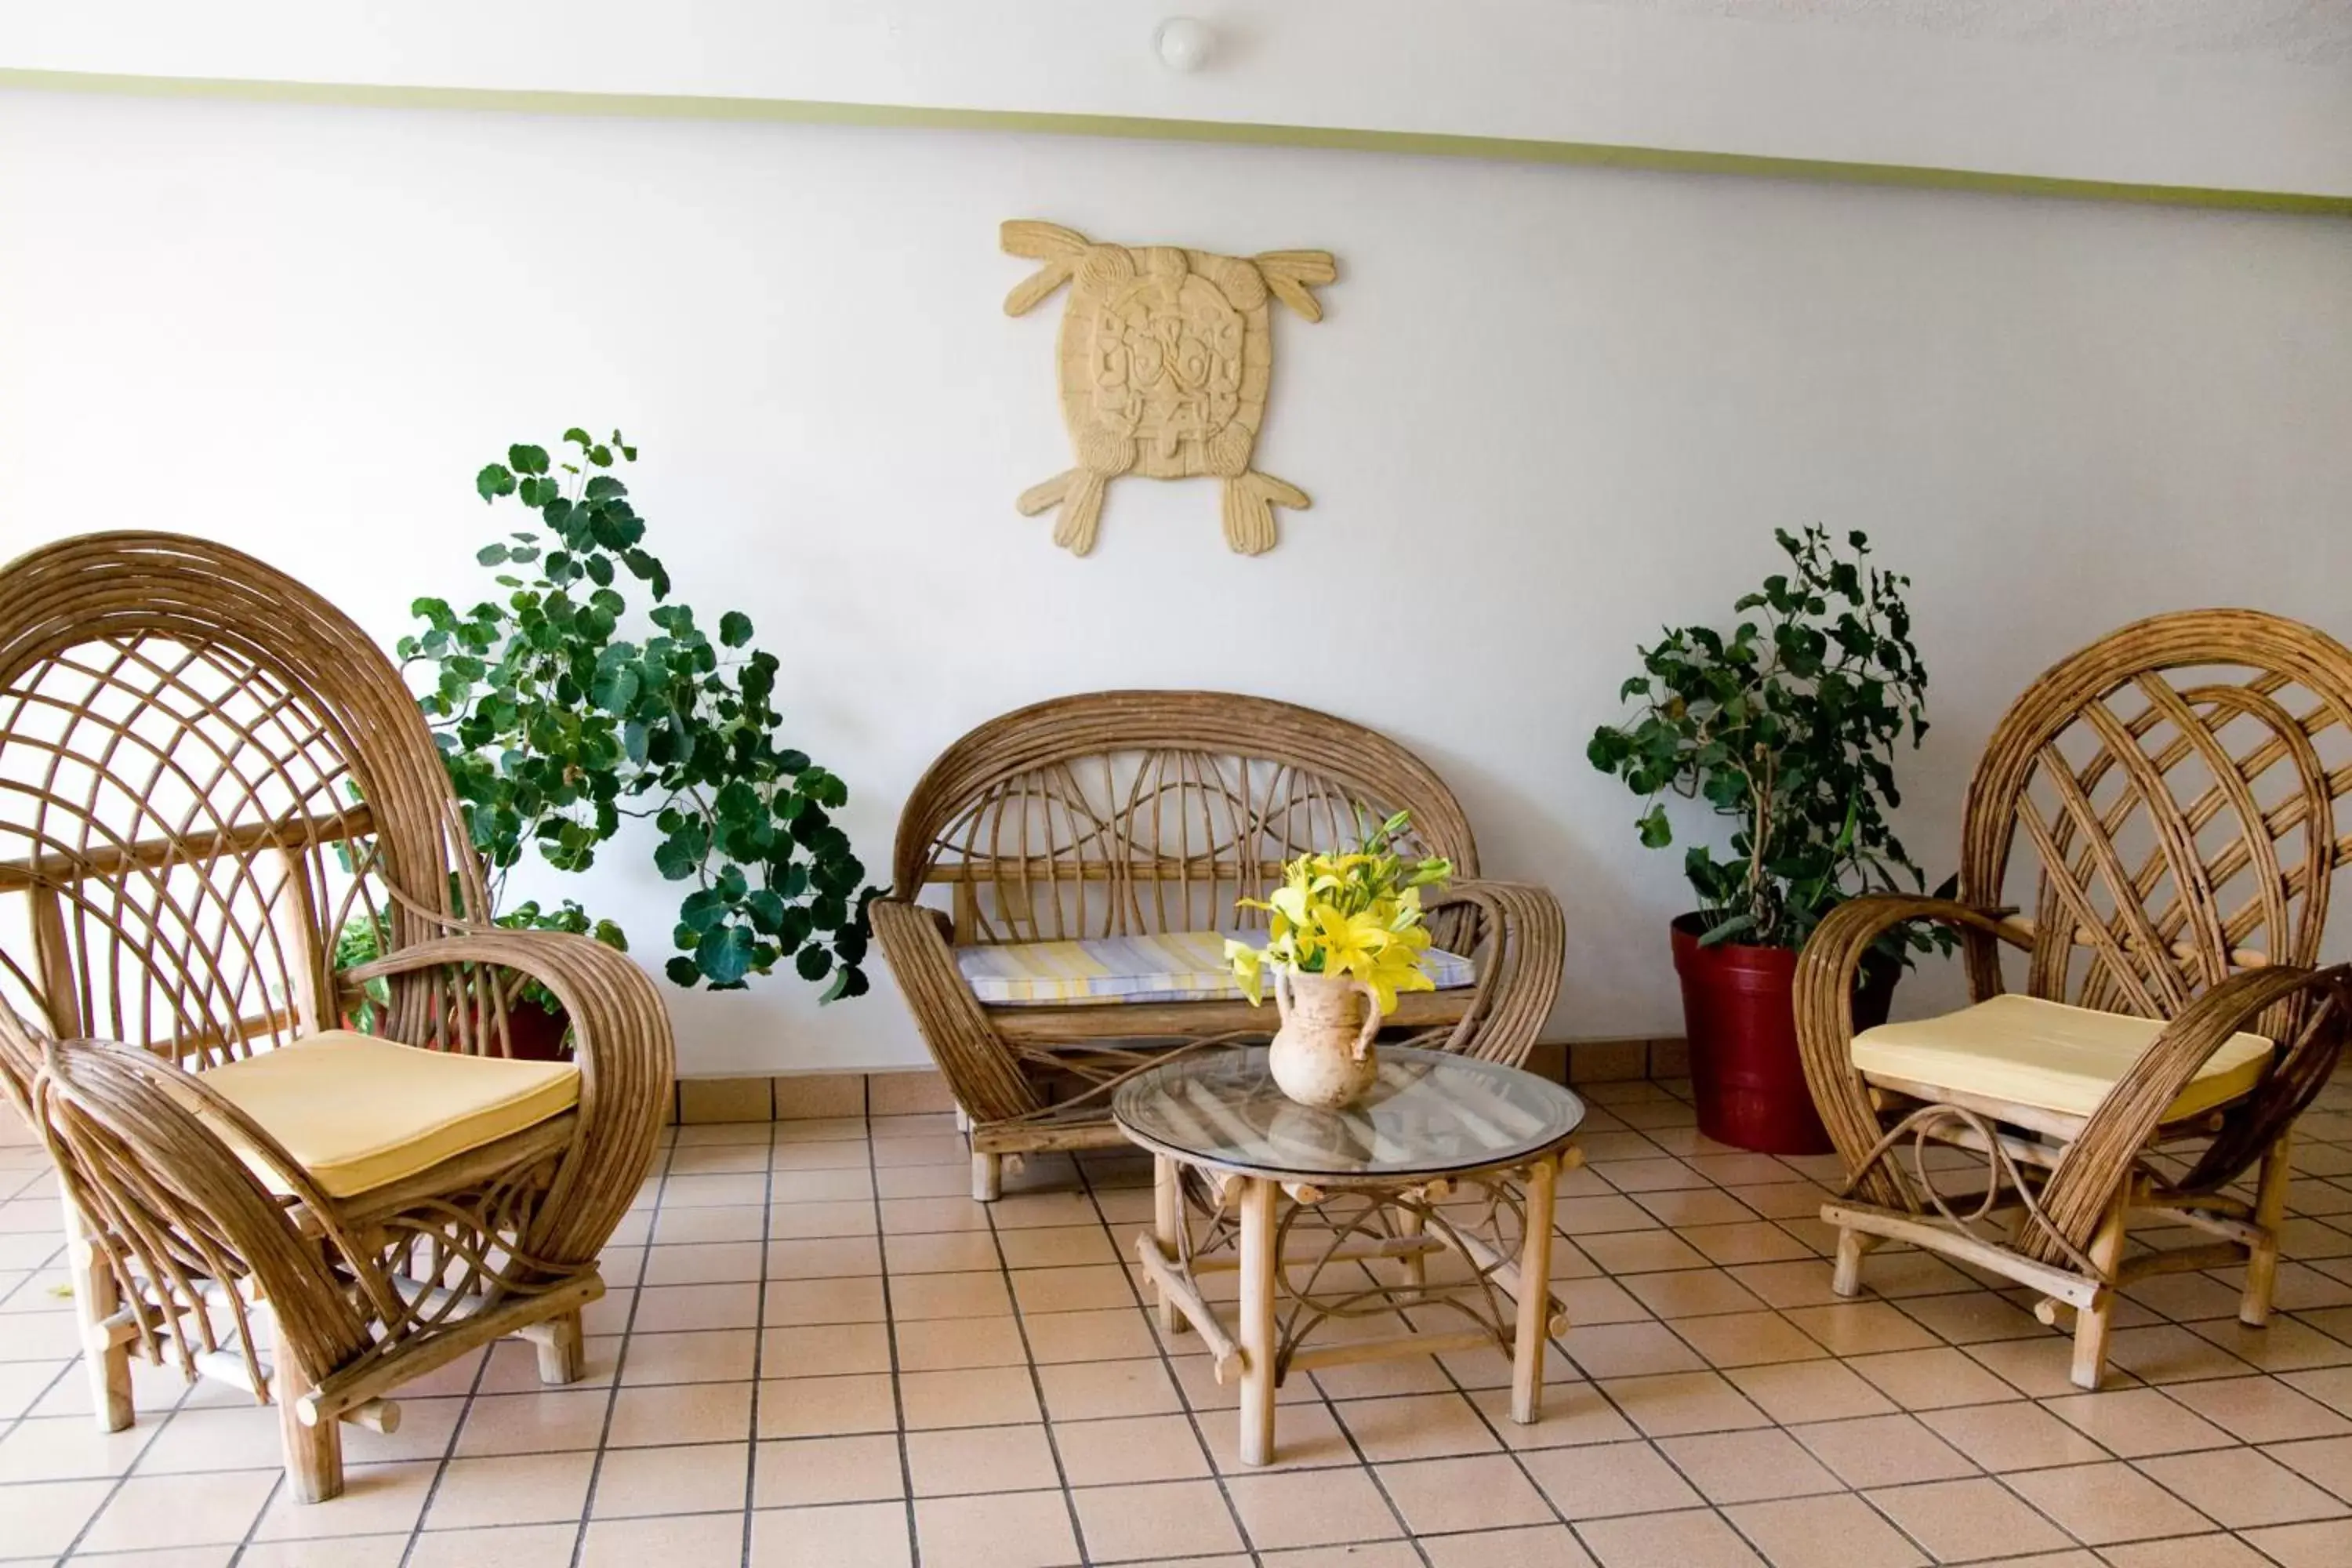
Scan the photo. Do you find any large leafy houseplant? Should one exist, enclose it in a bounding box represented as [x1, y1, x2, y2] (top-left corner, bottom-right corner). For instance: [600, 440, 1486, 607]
[1588, 525, 1947, 960]
[393, 429, 877, 998]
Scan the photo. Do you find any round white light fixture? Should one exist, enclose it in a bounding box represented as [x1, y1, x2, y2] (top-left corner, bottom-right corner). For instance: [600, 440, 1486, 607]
[1154, 16, 1215, 72]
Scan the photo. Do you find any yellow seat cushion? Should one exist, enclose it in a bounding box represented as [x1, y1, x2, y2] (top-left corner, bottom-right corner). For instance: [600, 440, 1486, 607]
[1850, 993, 2274, 1123]
[200, 1030, 580, 1200]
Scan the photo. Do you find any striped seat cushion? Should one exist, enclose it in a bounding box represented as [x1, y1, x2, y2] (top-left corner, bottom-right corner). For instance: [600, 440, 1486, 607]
[956, 931, 1475, 1007]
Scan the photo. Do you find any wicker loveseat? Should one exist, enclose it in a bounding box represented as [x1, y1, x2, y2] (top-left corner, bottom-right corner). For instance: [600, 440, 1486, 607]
[872, 691, 1566, 1199]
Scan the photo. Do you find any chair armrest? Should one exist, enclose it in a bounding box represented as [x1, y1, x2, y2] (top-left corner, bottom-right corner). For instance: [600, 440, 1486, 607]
[1793, 895, 2024, 1210]
[2031, 963, 2352, 1266]
[1421, 878, 1566, 1068]
[869, 898, 1039, 1123]
[348, 930, 673, 1266]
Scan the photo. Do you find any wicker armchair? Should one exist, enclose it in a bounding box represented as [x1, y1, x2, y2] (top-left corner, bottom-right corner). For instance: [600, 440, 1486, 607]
[1796, 610, 2352, 1390]
[873, 691, 1566, 1200]
[0, 532, 673, 1501]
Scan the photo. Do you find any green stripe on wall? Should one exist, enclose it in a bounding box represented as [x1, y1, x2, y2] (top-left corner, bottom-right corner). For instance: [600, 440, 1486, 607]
[5, 66, 2348, 217]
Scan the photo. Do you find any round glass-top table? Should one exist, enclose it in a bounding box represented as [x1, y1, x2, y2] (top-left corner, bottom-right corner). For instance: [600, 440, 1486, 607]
[1114, 1044, 1585, 1185]
[1112, 1046, 1588, 1465]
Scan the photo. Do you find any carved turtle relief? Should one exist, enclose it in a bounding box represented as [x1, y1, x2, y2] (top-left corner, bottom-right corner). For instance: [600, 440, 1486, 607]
[1002, 220, 1336, 557]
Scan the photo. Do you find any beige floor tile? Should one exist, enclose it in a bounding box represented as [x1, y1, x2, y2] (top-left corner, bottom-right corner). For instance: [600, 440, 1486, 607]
[0, 1475, 114, 1559]
[578, 1511, 747, 1568]
[1577, 1230, 1711, 1274]
[2002, 1460, 2218, 1544]
[1916, 1402, 2109, 1472]
[589, 1439, 750, 1516]
[1633, 1187, 1764, 1227]
[605, 1377, 753, 1446]
[1563, 1320, 1709, 1378]
[764, 1274, 890, 1326]
[1072, 1477, 1247, 1561]
[2241, 1517, 2352, 1567]
[2271, 1433, 2352, 1501]
[913, 1488, 1082, 1568]
[455, 1388, 612, 1455]
[2103, 1323, 2260, 1384]
[880, 1196, 992, 1234]
[2190, 1317, 2352, 1372]
[1895, 1290, 2052, 1345]
[1379, 1452, 1555, 1534]
[1309, 1351, 1459, 1401]
[2041, 1386, 2233, 1457]
[1848, 1347, 2024, 1410]
[655, 1204, 768, 1246]
[2135, 1446, 2349, 1529]
[884, 1231, 1004, 1276]
[0, 1411, 157, 1479]
[1673, 1310, 1831, 1368]
[239, 1536, 410, 1568]
[1023, 1305, 1158, 1363]
[1790, 1414, 1976, 1489]
[1010, 1264, 1136, 1316]
[1225, 1464, 1404, 1550]
[1519, 1438, 1701, 1518]
[1725, 1360, 1898, 1425]
[1729, 1261, 1852, 1310]
[1623, 1268, 1765, 1319]
[766, 1236, 887, 1281]
[245, 1461, 439, 1541]
[1051, 1412, 1210, 1486]
[1203, 1395, 1359, 1473]
[898, 1365, 1042, 1429]
[1725, 1492, 1928, 1568]
[1865, 1475, 2074, 1560]
[1421, 1523, 1598, 1566]
[888, 1270, 1013, 1321]
[759, 1321, 893, 1378]
[634, 1281, 762, 1333]
[891, 1314, 1029, 1371]
[905, 1423, 1061, 1495]
[1781, 1301, 1943, 1357]
[1573, 1507, 1766, 1567]
[662, 1172, 771, 1207]
[1598, 1370, 1772, 1436]
[408, 1522, 584, 1568]
[753, 1433, 906, 1508]
[1036, 1357, 1182, 1421]
[769, 1199, 881, 1239]
[642, 1240, 766, 1285]
[749, 1500, 913, 1567]
[425, 1450, 599, 1530]
[2164, 1374, 2352, 1442]
[770, 1168, 876, 1204]
[999, 1225, 1120, 1270]
[1959, 1337, 2091, 1399]
[2099, 1537, 2272, 1568]
[1660, 1427, 1843, 1504]
[1333, 1390, 1503, 1461]
[757, 1372, 898, 1438]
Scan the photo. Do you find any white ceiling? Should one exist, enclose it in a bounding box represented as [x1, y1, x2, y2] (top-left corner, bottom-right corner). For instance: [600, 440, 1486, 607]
[1595, 0, 2352, 66]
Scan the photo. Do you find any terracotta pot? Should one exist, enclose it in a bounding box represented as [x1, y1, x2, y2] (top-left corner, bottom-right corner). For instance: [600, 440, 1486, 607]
[1267, 970, 1383, 1109]
[1668, 913, 1899, 1156]
[341, 995, 572, 1061]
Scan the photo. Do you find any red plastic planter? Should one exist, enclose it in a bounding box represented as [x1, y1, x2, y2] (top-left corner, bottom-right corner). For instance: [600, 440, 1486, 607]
[1669, 913, 1897, 1156]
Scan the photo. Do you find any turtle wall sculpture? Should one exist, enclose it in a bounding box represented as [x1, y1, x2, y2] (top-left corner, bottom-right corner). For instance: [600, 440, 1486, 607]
[1002, 220, 1336, 557]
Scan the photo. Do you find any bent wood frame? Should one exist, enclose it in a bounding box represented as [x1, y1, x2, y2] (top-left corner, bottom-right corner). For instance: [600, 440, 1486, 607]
[1794, 609, 2352, 1389]
[0, 532, 675, 1501]
[871, 690, 1567, 1199]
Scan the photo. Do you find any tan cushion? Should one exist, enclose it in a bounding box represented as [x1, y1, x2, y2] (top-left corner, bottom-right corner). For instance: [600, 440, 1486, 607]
[1850, 993, 2274, 1123]
[201, 1030, 579, 1199]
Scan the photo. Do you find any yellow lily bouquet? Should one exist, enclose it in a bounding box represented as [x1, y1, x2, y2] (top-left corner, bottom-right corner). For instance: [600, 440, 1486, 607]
[1226, 809, 1454, 1013]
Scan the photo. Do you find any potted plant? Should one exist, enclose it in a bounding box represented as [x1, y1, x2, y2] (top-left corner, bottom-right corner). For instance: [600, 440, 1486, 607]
[1225, 809, 1453, 1109]
[1588, 525, 1949, 1153]
[365, 429, 879, 1053]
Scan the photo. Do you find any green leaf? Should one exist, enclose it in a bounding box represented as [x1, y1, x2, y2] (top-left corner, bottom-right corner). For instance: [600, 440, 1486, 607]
[508, 443, 551, 476]
[477, 543, 510, 567]
[475, 464, 517, 503]
[663, 955, 701, 986]
[718, 611, 753, 648]
[1637, 805, 1673, 850]
[794, 945, 833, 982]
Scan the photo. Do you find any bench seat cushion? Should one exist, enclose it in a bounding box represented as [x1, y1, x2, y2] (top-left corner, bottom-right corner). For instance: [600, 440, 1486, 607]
[1850, 993, 2274, 1123]
[201, 1030, 580, 1199]
[956, 931, 1475, 1007]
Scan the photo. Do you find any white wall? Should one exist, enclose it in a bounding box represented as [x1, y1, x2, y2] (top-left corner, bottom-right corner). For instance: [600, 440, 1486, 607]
[2, 88, 2349, 1074]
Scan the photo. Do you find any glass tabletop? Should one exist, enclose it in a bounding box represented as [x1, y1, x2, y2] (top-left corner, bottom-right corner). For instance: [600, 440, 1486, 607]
[1112, 1045, 1586, 1182]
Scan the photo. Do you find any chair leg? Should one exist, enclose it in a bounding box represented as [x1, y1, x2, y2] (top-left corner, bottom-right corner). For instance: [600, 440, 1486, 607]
[1831, 1227, 1877, 1298]
[61, 1192, 133, 1432]
[972, 1151, 1003, 1203]
[535, 1308, 586, 1384]
[2070, 1189, 2132, 1392]
[274, 1351, 343, 1504]
[2241, 1129, 2294, 1328]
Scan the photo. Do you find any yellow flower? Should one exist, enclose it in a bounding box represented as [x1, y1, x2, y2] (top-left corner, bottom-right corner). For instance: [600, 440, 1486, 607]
[1226, 809, 1454, 1010]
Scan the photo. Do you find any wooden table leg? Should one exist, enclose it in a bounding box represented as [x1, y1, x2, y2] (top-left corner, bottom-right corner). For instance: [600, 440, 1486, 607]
[1237, 1175, 1279, 1466]
[1511, 1153, 1559, 1425]
[1394, 1199, 1427, 1298]
[1152, 1156, 1184, 1334]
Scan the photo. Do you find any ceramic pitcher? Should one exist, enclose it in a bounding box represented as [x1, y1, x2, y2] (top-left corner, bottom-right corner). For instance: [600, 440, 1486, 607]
[1268, 969, 1383, 1109]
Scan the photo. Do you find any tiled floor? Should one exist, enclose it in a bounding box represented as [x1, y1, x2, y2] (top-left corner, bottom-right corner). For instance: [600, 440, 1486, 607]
[13, 1075, 2352, 1566]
